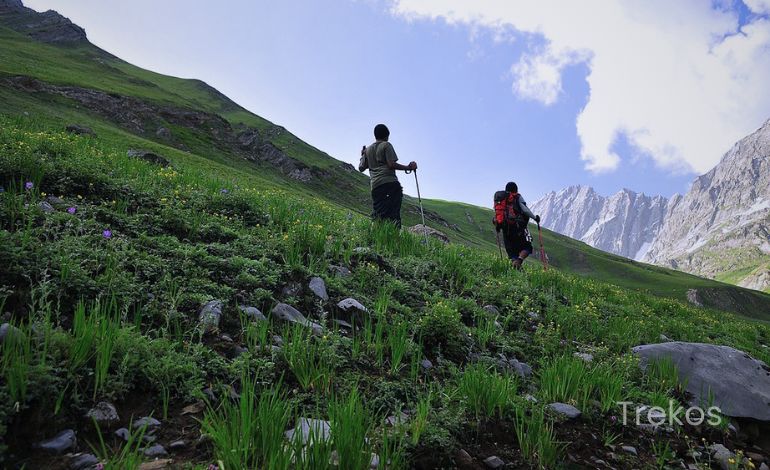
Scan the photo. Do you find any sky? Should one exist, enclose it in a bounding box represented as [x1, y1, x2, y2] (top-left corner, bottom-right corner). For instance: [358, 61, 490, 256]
[24, 0, 770, 207]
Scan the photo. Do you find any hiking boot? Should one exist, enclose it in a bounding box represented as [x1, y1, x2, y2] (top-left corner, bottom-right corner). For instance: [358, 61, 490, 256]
[512, 258, 523, 270]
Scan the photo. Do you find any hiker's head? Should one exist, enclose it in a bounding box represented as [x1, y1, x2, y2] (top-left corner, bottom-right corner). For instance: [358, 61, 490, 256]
[374, 124, 390, 141]
[505, 182, 518, 193]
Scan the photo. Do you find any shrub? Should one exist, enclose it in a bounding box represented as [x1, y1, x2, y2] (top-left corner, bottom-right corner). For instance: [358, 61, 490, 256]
[416, 301, 467, 361]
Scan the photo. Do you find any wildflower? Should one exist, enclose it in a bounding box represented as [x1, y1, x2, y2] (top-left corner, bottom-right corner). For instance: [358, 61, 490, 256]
[24, 181, 33, 190]
[220, 189, 229, 194]
[67, 207, 77, 214]
[102, 229, 112, 239]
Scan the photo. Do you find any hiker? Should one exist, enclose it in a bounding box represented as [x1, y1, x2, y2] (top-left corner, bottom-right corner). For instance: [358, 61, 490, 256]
[359, 124, 417, 228]
[493, 182, 541, 269]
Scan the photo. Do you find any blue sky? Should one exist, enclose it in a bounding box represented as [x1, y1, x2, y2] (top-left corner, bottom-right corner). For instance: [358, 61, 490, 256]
[25, 0, 770, 207]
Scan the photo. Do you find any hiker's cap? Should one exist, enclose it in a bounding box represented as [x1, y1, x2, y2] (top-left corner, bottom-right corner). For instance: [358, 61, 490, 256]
[374, 124, 390, 140]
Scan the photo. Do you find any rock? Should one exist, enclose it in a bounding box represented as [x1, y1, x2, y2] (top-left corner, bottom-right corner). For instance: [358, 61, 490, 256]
[181, 401, 205, 415]
[509, 358, 532, 378]
[638, 423, 660, 434]
[238, 305, 266, 322]
[139, 461, 173, 470]
[524, 394, 538, 403]
[115, 428, 130, 441]
[70, 453, 99, 470]
[760, 463, 769, 470]
[483, 455, 505, 469]
[168, 440, 186, 450]
[747, 452, 765, 463]
[281, 282, 302, 298]
[142, 434, 158, 444]
[547, 403, 582, 419]
[621, 446, 637, 456]
[407, 224, 450, 244]
[272, 335, 283, 346]
[271, 303, 323, 335]
[482, 305, 500, 316]
[455, 449, 474, 467]
[329, 265, 351, 278]
[632, 342, 770, 420]
[527, 311, 540, 321]
[38, 429, 77, 454]
[308, 277, 329, 301]
[660, 334, 671, 342]
[370, 453, 380, 468]
[46, 195, 66, 207]
[39, 201, 55, 213]
[284, 418, 331, 445]
[66, 124, 95, 136]
[143, 444, 168, 458]
[155, 127, 171, 139]
[333, 319, 353, 330]
[711, 444, 734, 470]
[0, 323, 21, 343]
[85, 401, 119, 426]
[574, 352, 594, 362]
[133, 416, 161, 430]
[385, 411, 409, 427]
[198, 300, 223, 333]
[127, 149, 170, 167]
[421, 359, 433, 370]
[337, 297, 367, 314]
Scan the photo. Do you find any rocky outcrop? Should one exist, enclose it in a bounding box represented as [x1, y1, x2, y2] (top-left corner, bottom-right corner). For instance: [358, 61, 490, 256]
[632, 342, 770, 420]
[531, 186, 668, 260]
[0, 0, 87, 43]
[408, 224, 450, 244]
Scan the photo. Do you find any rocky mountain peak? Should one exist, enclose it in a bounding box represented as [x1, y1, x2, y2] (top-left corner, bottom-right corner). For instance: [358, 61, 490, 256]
[0, 0, 87, 43]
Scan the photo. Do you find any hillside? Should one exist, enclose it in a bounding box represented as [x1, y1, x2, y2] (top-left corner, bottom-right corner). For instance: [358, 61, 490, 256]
[2, 3, 770, 469]
[1, 3, 769, 319]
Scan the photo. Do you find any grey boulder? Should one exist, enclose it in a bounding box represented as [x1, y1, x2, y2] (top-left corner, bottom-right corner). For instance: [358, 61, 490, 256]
[85, 401, 119, 426]
[238, 305, 266, 322]
[38, 429, 77, 454]
[198, 300, 223, 333]
[70, 453, 99, 470]
[547, 403, 582, 419]
[309, 277, 329, 301]
[632, 342, 770, 420]
[285, 418, 331, 445]
[271, 303, 323, 335]
[143, 444, 168, 457]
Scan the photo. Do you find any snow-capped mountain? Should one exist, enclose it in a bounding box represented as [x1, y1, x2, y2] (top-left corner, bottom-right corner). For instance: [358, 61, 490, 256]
[531, 186, 668, 260]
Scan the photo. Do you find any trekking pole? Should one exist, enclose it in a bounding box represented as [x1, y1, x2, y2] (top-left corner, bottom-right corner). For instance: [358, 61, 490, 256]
[406, 169, 429, 244]
[537, 222, 548, 270]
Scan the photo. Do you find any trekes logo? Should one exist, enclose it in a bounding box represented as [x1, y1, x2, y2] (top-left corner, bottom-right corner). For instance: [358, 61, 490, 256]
[618, 401, 723, 427]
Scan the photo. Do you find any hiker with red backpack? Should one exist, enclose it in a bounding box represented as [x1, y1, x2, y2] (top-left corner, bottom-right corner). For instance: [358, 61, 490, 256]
[359, 124, 417, 228]
[493, 182, 541, 270]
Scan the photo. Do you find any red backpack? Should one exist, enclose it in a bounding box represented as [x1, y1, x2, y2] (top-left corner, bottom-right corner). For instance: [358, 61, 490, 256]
[493, 191, 528, 229]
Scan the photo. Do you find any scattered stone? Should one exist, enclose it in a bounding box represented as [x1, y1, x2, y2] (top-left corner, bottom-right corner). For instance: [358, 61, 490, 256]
[198, 300, 223, 333]
[746, 452, 765, 463]
[39, 201, 55, 213]
[337, 297, 368, 314]
[272, 335, 283, 346]
[483, 455, 505, 469]
[271, 303, 323, 335]
[284, 418, 331, 445]
[142, 434, 158, 444]
[407, 224, 450, 243]
[333, 319, 353, 330]
[509, 358, 532, 378]
[127, 149, 170, 167]
[85, 401, 119, 426]
[66, 124, 95, 136]
[527, 311, 540, 321]
[621, 446, 637, 456]
[181, 401, 205, 415]
[155, 127, 171, 139]
[220, 334, 233, 343]
[143, 444, 168, 458]
[370, 453, 380, 468]
[329, 265, 352, 278]
[115, 428, 130, 441]
[133, 416, 161, 430]
[281, 282, 302, 298]
[232, 345, 248, 357]
[524, 394, 538, 403]
[547, 403, 582, 420]
[38, 429, 77, 454]
[660, 334, 671, 342]
[573, 352, 594, 362]
[238, 305, 266, 322]
[168, 440, 187, 450]
[0, 323, 21, 343]
[638, 423, 660, 434]
[455, 449, 474, 467]
[69, 453, 99, 470]
[711, 443, 734, 470]
[482, 305, 500, 315]
[202, 387, 216, 402]
[46, 195, 66, 206]
[760, 463, 769, 470]
[632, 342, 770, 420]
[421, 359, 433, 370]
[309, 277, 329, 301]
[385, 411, 409, 426]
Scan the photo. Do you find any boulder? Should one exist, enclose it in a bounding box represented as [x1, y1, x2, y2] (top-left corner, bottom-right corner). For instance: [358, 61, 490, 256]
[632, 342, 770, 420]
[483, 456, 505, 469]
[508, 358, 532, 378]
[85, 401, 119, 427]
[69, 453, 99, 470]
[336, 297, 369, 325]
[133, 416, 161, 430]
[38, 429, 77, 454]
[271, 303, 323, 335]
[127, 149, 170, 167]
[65, 124, 95, 136]
[198, 300, 223, 333]
[329, 265, 351, 278]
[710, 444, 734, 470]
[284, 418, 331, 445]
[39, 201, 55, 213]
[547, 403, 582, 420]
[408, 224, 450, 244]
[238, 305, 266, 322]
[143, 444, 168, 458]
[309, 277, 329, 301]
[0, 323, 22, 343]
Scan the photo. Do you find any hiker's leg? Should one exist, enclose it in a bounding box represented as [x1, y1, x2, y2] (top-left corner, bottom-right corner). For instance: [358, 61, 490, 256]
[371, 184, 389, 222]
[379, 182, 403, 229]
[502, 229, 517, 260]
[392, 183, 403, 229]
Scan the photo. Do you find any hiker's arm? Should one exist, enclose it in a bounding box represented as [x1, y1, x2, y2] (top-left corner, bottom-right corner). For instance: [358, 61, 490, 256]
[358, 146, 368, 172]
[518, 198, 539, 221]
[383, 142, 417, 171]
[387, 161, 417, 171]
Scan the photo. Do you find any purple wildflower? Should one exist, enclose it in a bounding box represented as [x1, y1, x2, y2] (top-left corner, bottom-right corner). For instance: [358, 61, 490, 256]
[102, 229, 112, 239]
[67, 207, 77, 214]
[24, 181, 34, 191]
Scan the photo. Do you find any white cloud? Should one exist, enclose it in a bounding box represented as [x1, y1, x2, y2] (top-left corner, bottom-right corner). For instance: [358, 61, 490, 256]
[390, 0, 770, 174]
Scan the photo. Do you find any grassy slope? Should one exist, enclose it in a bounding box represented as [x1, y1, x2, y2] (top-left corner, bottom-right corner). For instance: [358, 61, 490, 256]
[1, 24, 769, 318]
